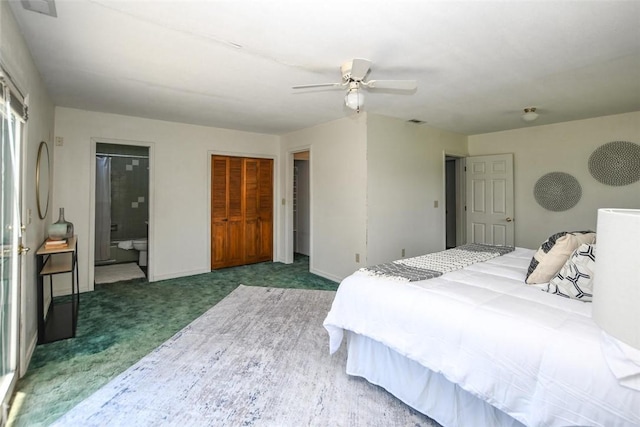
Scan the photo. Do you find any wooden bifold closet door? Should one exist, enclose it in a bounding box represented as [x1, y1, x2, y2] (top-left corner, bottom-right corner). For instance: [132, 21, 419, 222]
[211, 155, 273, 269]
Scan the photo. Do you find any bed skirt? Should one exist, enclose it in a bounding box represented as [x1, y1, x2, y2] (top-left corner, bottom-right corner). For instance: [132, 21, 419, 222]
[345, 331, 524, 427]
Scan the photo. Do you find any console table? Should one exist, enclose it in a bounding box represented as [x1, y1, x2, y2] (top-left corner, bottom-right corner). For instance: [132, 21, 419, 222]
[36, 235, 79, 344]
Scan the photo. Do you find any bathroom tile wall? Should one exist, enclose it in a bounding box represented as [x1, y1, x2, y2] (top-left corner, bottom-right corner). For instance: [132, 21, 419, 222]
[110, 156, 148, 240]
[96, 143, 149, 241]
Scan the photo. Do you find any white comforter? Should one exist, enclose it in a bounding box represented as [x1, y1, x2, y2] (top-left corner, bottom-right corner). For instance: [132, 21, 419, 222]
[324, 248, 640, 427]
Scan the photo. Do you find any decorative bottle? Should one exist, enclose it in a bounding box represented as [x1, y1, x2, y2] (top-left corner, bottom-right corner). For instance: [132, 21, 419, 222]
[48, 207, 74, 240]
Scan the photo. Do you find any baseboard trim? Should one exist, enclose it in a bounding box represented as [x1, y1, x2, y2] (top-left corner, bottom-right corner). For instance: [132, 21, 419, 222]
[309, 267, 341, 283]
[20, 332, 37, 378]
[151, 268, 211, 282]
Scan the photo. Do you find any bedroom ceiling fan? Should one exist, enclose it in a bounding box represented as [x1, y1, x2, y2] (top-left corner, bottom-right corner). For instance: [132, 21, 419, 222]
[292, 58, 417, 113]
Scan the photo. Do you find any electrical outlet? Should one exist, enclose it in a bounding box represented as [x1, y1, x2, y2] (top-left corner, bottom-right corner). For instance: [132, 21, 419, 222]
[402, 248, 405, 257]
[434, 200, 439, 208]
[355, 253, 360, 263]
[55, 136, 64, 146]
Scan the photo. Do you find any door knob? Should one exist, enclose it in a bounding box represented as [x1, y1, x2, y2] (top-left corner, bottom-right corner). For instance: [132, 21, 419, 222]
[18, 245, 31, 255]
[505, 217, 513, 222]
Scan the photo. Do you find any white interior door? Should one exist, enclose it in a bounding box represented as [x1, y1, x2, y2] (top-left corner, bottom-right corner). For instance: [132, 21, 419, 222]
[465, 154, 514, 246]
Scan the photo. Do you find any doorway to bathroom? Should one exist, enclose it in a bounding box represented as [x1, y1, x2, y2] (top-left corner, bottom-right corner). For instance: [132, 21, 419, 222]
[288, 149, 312, 273]
[293, 151, 310, 260]
[94, 143, 149, 284]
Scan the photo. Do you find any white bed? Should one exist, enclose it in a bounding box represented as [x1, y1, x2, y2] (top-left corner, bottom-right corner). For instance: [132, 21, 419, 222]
[323, 247, 640, 427]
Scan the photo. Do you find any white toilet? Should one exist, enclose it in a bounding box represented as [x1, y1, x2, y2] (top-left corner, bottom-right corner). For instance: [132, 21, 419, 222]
[132, 238, 148, 266]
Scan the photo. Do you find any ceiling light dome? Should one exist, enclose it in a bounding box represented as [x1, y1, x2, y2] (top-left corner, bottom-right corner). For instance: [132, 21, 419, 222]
[345, 88, 364, 112]
[522, 107, 539, 122]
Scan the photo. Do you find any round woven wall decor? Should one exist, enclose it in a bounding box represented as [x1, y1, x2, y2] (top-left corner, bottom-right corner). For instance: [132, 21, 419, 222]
[588, 141, 640, 186]
[534, 172, 582, 212]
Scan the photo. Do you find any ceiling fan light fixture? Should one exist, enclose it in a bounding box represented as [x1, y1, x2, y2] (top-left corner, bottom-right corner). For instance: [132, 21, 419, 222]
[522, 107, 539, 122]
[294, 58, 416, 113]
[345, 88, 364, 112]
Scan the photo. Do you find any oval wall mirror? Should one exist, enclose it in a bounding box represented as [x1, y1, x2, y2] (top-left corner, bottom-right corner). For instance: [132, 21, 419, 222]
[36, 141, 50, 219]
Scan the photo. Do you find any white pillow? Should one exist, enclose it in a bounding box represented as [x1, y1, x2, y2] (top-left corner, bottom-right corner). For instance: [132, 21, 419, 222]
[544, 243, 596, 302]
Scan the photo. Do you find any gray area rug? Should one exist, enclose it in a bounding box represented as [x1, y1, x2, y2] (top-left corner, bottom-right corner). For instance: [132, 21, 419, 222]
[52, 285, 437, 426]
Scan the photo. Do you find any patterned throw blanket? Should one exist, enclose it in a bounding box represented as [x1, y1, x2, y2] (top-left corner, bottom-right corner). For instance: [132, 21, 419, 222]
[359, 244, 515, 282]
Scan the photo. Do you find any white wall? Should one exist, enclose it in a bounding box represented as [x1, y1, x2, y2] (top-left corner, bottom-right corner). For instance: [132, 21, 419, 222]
[281, 115, 368, 281]
[53, 107, 279, 290]
[1, 1, 55, 375]
[468, 111, 640, 249]
[366, 114, 468, 265]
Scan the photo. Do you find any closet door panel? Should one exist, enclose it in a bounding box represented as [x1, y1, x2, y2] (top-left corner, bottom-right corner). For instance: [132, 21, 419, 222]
[226, 221, 244, 267]
[226, 157, 244, 266]
[211, 156, 229, 269]
[244, 159, 260, 263]
[244, 159, 258, 218]
[211, 155, 273, 269]
[257, 159, 273, 262]
[211, 156, 228, 221]
[228, 157, 243, 220]
[244, 220, 259, 262]
[211, 223, 227, 268]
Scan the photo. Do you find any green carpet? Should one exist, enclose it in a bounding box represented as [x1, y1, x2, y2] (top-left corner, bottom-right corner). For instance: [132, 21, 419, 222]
[9, 254, 337, 426]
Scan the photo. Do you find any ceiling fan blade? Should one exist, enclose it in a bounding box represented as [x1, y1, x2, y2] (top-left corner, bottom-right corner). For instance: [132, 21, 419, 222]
[350, 58, 372, 81]
[364, 79, 417, 90]
[292, 82, 344, 89]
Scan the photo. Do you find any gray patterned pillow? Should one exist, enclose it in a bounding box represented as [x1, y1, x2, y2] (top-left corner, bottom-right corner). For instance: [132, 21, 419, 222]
[544, 244, 596, 302]
[526, 230, 596, 284]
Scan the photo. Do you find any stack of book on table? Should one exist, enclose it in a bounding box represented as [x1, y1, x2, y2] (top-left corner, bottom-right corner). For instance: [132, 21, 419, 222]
[44, 238, 68, 249]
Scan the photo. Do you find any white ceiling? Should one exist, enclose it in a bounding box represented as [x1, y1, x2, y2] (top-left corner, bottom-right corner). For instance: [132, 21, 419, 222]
[8, 0, 640, 135]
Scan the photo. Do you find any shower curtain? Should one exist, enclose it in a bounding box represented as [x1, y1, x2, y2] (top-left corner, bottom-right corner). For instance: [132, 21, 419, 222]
[95, 156, 111, 261]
